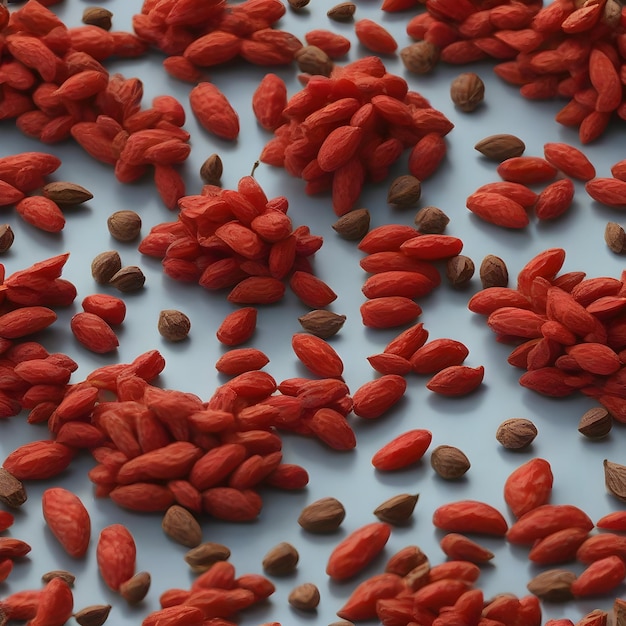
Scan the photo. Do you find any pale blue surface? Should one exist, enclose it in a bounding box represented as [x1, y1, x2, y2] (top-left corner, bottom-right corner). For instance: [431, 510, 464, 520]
[1, 1, 625, 624]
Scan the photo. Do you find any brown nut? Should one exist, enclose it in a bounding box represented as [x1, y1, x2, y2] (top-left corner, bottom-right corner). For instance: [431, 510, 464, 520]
[578, 407, 612, 439]
[474, 134, 526, 161]
[387, 175, 422, 208]
[332, 208, 370, 240]
[496, 418, 538, 450]
[446, 255, 475, 288]
[162, 505, 202, 548]
[109, 266, 145, 292]
[91, 250, 122, 285]
[297, 496, 345, 533]
[42, 182, 93, 205]
[400, 41, 440, 74]
[327, 1, 356, 20]
[0, 224, 14, 253]
[430, 445, 470, 479]
[119, 571, 151, 605]
[158, 309, 191, 342]
[262, 541, 299, 575]
[480, 254, 509, 288]
[200, 154, 223, 186]
[414, 206, 449, 234]
[450, 72, 485, 112]
[373, 493, 419, 525]
[82, 7, 113, 30]
[298, 310, 346, 339]
[288, 582, 320, 610]
[107, 210, 142, 242]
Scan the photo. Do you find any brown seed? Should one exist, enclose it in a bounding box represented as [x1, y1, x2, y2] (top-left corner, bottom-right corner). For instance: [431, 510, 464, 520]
[109, 265, 145, 292]
[0, 224, 14, 253]
[387, 175, 422, 208]
[474, 134, 526, 161]
[446, 255, 475, 288]
[400, 41, 440, 74]
[450, 72, 485, 112]
[605, 221, 626, 254]
[200, 154, 223, 186]
[297, 496, 345, 533]
[107, 210, 142, 242]
[373, 493, 419, 525]
[158, 309, 191, 342]
[414, 206, 449, 234]
[332, 208, 370, 240]
[430, 445, 470, 479]
[42, 570, 75, 586]
[82, 7, 113, 30]
[119, 571, 151, 604]
[0, 467, 27, 507]
[329, 622, 356, 626]
[73, 604, 112, 626]
[91, 250, 122, 285]
[184, 542, 231, 571]
[479, 254, 509, 288]
[385, 545, 428, 577]
[298, 310, 346, 339]
[262, 541, 299, 575]
[604, 459, 626, 502]
[294, 45, 334, 76]
[526, 569, 576, 602]
[288, 0, 310, 9]
[327, 1, 356, 20]
[162, 504, 202, 547]
[404, 559, 431, 590]
[42, 181, 94, 205]
[496, 418, 538, 450]
[578, 407, 612, 439]
[288, 582, 320, 611]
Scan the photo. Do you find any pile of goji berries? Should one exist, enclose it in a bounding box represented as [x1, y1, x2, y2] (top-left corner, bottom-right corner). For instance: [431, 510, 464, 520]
[132, 0, 300, 77]
[469, 247, 626, 424]
[137, 174, 332, 304]
[406, 0, 626, 143]
[0, 1, 193, 208]
[258, 55, 452, 215]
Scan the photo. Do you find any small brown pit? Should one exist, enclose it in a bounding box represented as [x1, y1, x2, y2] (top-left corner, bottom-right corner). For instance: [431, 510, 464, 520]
[414, 206, 449, 234]
[200, 154, 223, 186]
[496, 418, 538, 450]
[578, 407, 612, 439]
[298, 310, 346, 339]
[332, 208, 370, 240]
[82, 7, 113, 30]
[294, 45, 334, 76]
[400, 41, 440, 74]
[446, 255, 475, 288]
[288, 582, 320, 610]
[450, 72, 485, 112]
[0, 224, 14, 253]
[480, 254, 509, 288]
[158, 309, 191, 342]
[430, 445, 470, 479]
[91, 251, 122, 285]
[262, 541, 299, 575]
[107, 210, 142, 242]
[327, 1, 356, 20]
[109, 266, 145, 292]
[387, 175, 422, 209]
